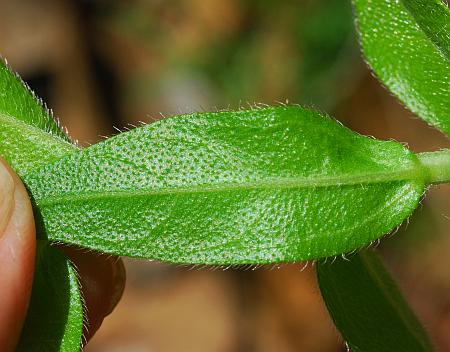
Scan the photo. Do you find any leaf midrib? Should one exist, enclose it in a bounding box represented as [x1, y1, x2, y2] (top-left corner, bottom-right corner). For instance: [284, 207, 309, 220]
[361, 254, 433, 350]
[33, 167, 424, 207]
[0, 113, 76, 153]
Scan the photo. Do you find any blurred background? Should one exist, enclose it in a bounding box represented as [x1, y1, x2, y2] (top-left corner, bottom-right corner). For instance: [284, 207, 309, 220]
[1, 0, 450, 351]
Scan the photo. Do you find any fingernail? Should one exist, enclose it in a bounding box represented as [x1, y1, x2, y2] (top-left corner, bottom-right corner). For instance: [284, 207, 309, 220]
[105, 258, 126, 316]
[0, 161, 15, 237]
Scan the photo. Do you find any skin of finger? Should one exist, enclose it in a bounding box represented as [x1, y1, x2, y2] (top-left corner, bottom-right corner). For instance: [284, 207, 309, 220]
[60, 246, 126, 345]
[0, 161, 36, 352]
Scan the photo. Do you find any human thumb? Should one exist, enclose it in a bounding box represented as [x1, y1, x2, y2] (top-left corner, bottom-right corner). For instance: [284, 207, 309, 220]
[0, 160, 36, 351]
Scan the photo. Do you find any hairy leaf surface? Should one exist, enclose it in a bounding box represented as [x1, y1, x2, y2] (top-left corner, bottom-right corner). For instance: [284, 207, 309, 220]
[25, 107, 425, 264]
[0, 60, 69, 140]
[317, 251, 433, 351]
[0, 61, 76, 175]
[17, 243, 83, 352]
[0, 60, 83, 351]
[402, 0, 450, 60]
[353, 0, 450, 135]
[0, 113, 76, 176]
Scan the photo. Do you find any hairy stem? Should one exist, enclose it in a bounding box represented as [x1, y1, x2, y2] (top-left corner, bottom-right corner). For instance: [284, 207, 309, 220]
[417, 149, 450, 184]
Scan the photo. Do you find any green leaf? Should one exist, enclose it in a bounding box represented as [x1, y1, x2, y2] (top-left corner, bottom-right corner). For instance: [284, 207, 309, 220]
[24, 106, 425, 264]
[0, 114, 76, 176]
[353, 0, 450, 135]
[0, 60, 76, 176]
[0, 59, 83, 351]
[0, 59, 70, 141]
[316, 251, 433, 352]
[16, 242, 83, 352]
[402, 0, 450, 60]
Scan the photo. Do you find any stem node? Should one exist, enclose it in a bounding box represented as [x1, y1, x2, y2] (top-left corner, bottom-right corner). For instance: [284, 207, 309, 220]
[417, 150, 450, 184]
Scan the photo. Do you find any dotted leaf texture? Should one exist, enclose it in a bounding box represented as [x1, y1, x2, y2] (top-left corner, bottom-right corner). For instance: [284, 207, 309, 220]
[353, 0, 450, 135]
[0, 60, 83, 351]
[24, 106, 426, 264]
[16, 243, 83, 352]
[317, 251, 433, 351]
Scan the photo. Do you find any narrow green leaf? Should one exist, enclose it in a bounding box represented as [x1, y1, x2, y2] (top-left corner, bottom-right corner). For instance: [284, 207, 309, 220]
[353, 0, 450, 135]
[24, 107, 425, 264]
[0, 59, 70, 141]
[0, 61, 76, 175]
[0, 114, 76, 176]
[0, 60, 83, 351]
[316, 251, 433, 351]
[17, 242, 83, 352]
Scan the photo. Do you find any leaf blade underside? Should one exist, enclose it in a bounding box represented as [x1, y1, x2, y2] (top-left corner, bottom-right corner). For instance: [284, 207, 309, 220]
[317, 251, 433, 352]
[402, 0, 450, 60]
[353, 0, 450, 136]
[24, 107, 425, 264]
[0, 60, 84, 351]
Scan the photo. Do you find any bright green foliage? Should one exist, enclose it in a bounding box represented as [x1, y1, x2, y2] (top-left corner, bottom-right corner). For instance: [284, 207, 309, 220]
[0, 1, 446, 349]
[0, 60, 76, 175]
[16, 243, 83, 352]
[317, 251, 433, 351]
[0, 61, 83, 351]
[25, 106, 424, 264]
[402, 0, 450, 60]
[0, 60, 70, 141]
[0, 114, 76, 176]
[317, 2, 448, 349]
[353, 0, 450, 135]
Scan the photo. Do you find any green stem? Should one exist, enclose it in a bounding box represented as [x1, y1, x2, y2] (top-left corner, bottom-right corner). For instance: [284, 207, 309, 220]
[417, 149, 450, 184]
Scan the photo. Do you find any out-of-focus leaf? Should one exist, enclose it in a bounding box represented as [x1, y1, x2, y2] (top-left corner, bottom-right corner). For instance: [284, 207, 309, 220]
[353, 0, 450, 135]
[297, 0, 359, 108]
[16, 242, 83, 352]
[24, 106, 425, 264]
[317, 251, 433, 352]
